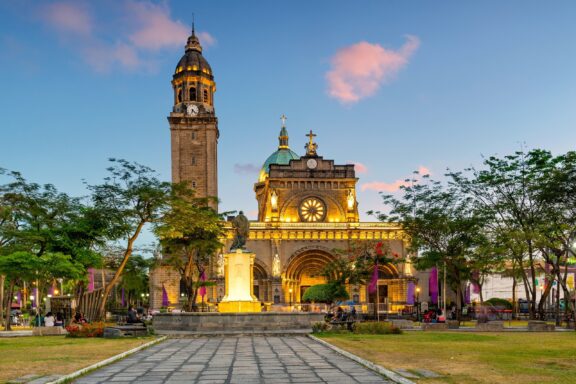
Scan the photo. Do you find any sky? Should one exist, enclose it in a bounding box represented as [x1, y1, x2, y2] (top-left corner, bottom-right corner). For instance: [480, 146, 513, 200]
[1, 1, 575, 229]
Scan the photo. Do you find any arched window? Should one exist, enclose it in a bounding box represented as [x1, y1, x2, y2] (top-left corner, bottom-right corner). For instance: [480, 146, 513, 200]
[189, 87, 197, 101]
[191, 181, 197, 188]
[191, 131, 196, 140]
[191, 156, 196, 166]
[203, 89, 209, 103]
[177, 89, 182, 103]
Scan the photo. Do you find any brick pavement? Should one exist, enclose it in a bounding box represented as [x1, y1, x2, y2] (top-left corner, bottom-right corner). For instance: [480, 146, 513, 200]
[74, 336, 392, 384]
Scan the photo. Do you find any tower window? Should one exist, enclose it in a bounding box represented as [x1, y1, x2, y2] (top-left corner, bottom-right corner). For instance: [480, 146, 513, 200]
[189, 87, 197, 101]
[203, 89, 209, 103]
[191, 131, 196, 140]
[192, 181, 197, 188]
[177, 89, 183, 103]
[192, 156, 196, 166]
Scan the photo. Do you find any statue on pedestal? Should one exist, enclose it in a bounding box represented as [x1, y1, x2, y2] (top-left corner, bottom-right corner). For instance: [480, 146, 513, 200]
[230, 211, 250, 251]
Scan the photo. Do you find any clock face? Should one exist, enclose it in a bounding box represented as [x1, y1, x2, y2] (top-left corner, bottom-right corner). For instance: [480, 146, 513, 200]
[187, 104, 199, 116]
[307, 158, 318, 169]
[299, 197, 326, 222]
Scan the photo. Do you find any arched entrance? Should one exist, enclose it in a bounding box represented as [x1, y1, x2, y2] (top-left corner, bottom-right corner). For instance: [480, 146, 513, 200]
[367, 263, 403, 314]
[253, 260, 269, 302]
[283, 247, 336, 304]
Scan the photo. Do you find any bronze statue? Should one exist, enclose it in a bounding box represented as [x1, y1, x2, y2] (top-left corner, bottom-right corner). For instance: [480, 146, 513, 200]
[230, 211, 250, 251]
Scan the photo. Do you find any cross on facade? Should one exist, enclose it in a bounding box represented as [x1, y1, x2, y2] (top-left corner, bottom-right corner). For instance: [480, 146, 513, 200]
[280, 114, 287, 127]
[306, 130, 316, 145]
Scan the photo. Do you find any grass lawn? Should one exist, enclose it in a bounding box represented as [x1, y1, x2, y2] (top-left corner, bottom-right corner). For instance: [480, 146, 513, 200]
[0, 336, 154, 383]
[319, 331, 576, 384]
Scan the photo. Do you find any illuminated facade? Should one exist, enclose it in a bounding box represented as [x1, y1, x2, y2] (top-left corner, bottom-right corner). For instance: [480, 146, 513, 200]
[151, 25, 416, 314]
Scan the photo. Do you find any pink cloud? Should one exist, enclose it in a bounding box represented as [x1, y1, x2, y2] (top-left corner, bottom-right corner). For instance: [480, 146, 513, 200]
[351, 162, 368, 174]
[234, 163, 260, 175]
[127, 1, 189, 51]
[326, 35, 420, 103]
[42, 2, 92, 36]
[361, 165, 432, 192]
[38, 1, 215, 73]
[361, 180, 410, 192]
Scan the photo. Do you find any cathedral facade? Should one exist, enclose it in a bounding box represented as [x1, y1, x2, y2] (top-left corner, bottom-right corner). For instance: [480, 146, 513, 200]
[150, 27, 418, 315]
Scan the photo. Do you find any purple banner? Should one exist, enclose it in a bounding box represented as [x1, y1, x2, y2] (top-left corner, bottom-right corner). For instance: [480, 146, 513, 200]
[368, 263, 379, 294]
[199, 271, 207, 299]
[88, 268, 95, 293]
[465, 284, 471, 304]
[406, 281, 415, 305]
[17, 291, 21, 306]
[162, 284, 170, 307]
[429, 267, 438, 304]
[33, 287, 38, 308]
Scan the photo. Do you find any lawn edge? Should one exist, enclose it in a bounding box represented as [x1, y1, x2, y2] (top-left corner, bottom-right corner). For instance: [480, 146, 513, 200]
[308, 334, 416, 384]
[46, 336, 168, 384]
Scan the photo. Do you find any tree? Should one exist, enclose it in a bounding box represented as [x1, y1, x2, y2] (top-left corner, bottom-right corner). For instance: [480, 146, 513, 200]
[302, 283, 348, 304]
[449, 149, 564, 319]
[89, 159, 172, 319]
[376, 174, 488, 319]
[154, 185, 223, 311]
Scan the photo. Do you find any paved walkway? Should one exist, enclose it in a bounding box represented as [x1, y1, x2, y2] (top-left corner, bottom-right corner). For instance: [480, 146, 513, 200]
[74, 336, 392, 384]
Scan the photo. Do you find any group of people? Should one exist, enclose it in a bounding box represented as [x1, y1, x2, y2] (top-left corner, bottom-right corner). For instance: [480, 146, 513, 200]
[33, 311, 66, 327]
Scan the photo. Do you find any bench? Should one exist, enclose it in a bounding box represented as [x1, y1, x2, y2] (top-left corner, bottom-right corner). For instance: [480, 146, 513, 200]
[103, 324, 148, 338]
[329, 318, 359, 331]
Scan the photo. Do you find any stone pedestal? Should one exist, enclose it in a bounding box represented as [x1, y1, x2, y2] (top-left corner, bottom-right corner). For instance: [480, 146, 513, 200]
[219, 249, 261, 313]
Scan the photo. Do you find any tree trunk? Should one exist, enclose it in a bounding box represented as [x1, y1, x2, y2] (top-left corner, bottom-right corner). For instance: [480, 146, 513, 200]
[4, 280, 14, 331]
[96, 220, 145, 320]
[0, 274, 5, 327]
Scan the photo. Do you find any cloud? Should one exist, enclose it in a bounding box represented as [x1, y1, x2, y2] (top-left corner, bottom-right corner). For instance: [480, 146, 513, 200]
[361, 165, 431, 192]
[234, 163, 260, 175]
[326, 35, 420, 103]
[38, 1, 215, 73]
[42, 2, 93, 36]
[126, 1, 188, 51]
[350, 162, 368, 174]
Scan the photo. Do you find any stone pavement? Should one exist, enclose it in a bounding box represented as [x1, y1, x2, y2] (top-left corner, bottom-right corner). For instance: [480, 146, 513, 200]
[74, 336, 393, 384]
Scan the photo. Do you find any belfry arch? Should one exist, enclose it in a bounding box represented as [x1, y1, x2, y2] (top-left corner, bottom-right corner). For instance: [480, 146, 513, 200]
[283, 247, 336, 303]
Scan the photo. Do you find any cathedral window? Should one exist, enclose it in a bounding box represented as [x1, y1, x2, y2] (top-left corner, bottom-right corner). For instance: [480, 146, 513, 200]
[177, 89, 183, 103]
[189, 87, 197, 101]
[192, 156, 196, 166]
[192, 181, 197, 188]
[203, 89, 209, 103]
[191, 131, 196, 140]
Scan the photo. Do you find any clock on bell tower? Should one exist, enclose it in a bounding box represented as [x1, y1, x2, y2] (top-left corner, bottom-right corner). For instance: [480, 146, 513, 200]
[168, 23, 218, 208]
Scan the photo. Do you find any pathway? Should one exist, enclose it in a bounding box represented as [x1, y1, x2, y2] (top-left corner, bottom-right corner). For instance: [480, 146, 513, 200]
[74, 336, 392, 384]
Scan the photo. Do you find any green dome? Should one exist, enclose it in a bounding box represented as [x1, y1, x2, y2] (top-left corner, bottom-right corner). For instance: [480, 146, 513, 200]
[262, 148, 299, 174]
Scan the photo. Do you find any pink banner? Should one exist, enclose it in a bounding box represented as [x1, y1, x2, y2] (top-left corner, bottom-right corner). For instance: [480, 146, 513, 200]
[429, 267, 438, 304]
[199, 271, 207, 298]
[368, 263, 379, 294]
[88, 268, 95, 293]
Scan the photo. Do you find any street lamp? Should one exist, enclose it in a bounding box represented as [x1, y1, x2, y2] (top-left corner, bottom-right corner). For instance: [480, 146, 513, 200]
[415, 287, 421, 322]
[289, 288, 293, 309]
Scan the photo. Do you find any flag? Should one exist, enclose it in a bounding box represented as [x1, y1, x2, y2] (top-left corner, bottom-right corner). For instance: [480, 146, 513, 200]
[429, 267, 438, 304]
[88, 268, 95, 293]
[368, 262, 378, 294]
[162, 284, 170, 307]
[199, 271, 207, 299]
[406, 281, 415, 305]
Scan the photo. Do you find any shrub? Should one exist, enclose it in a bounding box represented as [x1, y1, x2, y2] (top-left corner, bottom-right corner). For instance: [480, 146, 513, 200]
[485, 298, 512, 310]
[66, 322, 106, 338]
[312, 322, 329, 333]
[353, 322, 403, 335]
[302, 282, 349, 303]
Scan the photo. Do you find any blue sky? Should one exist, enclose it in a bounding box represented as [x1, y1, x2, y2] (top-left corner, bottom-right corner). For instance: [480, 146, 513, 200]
[1, 0, 575, 227]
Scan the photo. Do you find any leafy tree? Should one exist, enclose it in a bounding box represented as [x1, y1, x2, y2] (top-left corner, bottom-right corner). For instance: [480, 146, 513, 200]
[375, 174, 488, 319]
[302, 283, 349, 304]
[154, 185, 223, 311]
[118, 255, 154, 307]
[89, 159, 172, 319]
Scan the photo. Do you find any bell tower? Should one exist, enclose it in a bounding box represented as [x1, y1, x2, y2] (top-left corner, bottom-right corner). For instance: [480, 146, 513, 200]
[168, 24, 218, 207]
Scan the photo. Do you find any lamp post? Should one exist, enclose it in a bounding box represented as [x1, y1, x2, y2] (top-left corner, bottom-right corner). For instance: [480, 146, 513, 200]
[289, 288, 293, 309]
[416, 287, 421, 323]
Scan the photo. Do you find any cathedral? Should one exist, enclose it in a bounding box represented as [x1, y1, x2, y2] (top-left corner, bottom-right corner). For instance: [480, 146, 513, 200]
[150, 26, 419, 315]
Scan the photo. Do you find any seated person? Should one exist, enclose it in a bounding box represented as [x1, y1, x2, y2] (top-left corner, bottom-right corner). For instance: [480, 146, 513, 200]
[54, 312, 64, 327]
[44, 312, 55, 327]
[72, 311, 87, 325]
[126, 306, 142, 324]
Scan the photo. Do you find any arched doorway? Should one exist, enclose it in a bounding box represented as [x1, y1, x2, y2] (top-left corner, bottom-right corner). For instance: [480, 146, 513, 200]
[367, 263, 402, 314]
[253, 260, 269, 302]
[283, 247, 336, 304]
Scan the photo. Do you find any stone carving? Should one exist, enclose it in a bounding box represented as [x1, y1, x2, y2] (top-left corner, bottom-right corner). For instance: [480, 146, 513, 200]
[217, 253, 224, 277]
[272, 253, 281, 277]
[230, 211, 250, 251]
